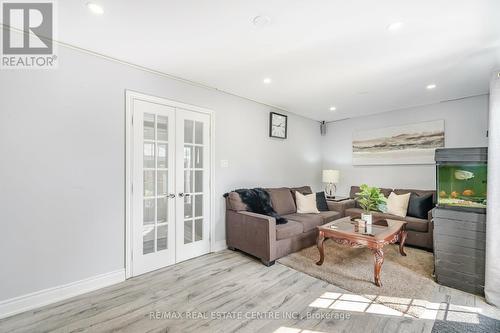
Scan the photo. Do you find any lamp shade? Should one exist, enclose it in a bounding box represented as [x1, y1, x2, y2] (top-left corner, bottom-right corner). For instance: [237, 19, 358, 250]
[322, 169, 340, 183]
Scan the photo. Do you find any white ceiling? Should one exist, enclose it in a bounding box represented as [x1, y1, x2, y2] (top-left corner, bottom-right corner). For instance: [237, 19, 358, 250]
[56, 1, 500, 121]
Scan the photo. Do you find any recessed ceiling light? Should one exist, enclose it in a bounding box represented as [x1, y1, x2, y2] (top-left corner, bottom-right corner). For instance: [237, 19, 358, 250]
[86, 2, 104, 15]
[263, 77, 272, 84]
[387, 22, 404, 31]
[253, 15, 271, 27]
[329, 106, 337, 111]
[426, 84, 437, 90]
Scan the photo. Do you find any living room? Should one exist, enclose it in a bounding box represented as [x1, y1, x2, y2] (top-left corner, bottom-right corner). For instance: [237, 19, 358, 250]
[0, 1, 499, 332]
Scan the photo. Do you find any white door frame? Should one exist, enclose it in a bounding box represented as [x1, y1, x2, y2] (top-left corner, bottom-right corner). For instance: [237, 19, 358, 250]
[125, 90, 215, 279]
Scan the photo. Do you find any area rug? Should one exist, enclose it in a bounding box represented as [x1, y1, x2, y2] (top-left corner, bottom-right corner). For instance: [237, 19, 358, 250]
[278, 239, 438, 317]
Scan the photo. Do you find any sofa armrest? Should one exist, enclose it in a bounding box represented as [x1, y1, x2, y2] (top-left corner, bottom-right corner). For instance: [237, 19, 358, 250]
[327, 199, 355, 217]
[226, 210, 276, 261]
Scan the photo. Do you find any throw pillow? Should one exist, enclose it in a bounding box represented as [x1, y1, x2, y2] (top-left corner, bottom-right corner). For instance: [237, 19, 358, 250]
[407, 193, 434, 219]
[290, 186, 313, 203]
[378, 202, 388, 213]
[295, 191, 320, 214]
[386, 192, 411, 217]
[316, 192, 329, 211]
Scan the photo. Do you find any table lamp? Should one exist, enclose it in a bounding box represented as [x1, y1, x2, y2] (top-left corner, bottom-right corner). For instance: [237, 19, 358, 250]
[322, 169, 340, 197]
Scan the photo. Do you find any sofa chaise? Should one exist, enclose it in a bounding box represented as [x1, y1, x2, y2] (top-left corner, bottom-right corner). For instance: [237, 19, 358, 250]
[225, 186, 340, 266]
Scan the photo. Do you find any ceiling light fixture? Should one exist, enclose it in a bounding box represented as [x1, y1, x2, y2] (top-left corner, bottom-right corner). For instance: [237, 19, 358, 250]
[329, 106, 337, 111]
[86, 2, 104, 15]
[263, 77, 272, 84]
[253, 15, 271, 27]
[426, 84, 437, 90]
[387, 22, 404, 31]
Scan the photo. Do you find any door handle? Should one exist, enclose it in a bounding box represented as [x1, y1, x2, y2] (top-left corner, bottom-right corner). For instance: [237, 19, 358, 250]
[178, 193, 191, 197]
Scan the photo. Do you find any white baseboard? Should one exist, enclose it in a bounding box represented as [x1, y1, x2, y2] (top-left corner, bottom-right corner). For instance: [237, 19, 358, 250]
[0, 269, 125, 320]
[212, 240, 227, 252]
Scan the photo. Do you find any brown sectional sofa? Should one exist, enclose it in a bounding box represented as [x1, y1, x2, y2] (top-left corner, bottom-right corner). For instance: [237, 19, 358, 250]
[340, 186, 435, 250]
[225, 186, 341, 266]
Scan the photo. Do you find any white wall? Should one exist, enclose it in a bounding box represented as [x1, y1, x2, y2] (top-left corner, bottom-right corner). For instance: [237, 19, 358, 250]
[0, 46, 322, 302]
[322, 95, 489, 196]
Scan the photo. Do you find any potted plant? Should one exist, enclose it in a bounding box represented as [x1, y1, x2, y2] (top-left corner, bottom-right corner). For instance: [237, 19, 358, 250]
[355, 184, 386, 224]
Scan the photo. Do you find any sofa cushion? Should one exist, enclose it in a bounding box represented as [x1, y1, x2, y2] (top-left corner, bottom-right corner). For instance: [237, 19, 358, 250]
[276, 220, 303, 240]
[316, 192, 329, 211]
[319, 211, 341, 223]
[266, 187, 296, 215]
[386, 192, 411, 217]
[394, 189, 436, 204]
[403, 216, 429, 233]
[295, 192, 320, 214]
[344, 208, 428, 232]
[226, 192, 248, 211]
[283, 213, 324, 232]
[407, 193, 434, 219]
[290, 186, 313, 202]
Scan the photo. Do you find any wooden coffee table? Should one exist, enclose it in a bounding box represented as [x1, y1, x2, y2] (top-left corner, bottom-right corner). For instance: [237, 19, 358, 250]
[316, 217, 407, 287]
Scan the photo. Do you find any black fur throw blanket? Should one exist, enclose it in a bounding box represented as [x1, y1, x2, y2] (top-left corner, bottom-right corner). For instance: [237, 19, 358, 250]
[224, 188, 287, 224]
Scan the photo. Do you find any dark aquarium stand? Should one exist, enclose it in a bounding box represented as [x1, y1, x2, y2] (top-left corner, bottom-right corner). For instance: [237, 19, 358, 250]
[433, 147, 487, 295]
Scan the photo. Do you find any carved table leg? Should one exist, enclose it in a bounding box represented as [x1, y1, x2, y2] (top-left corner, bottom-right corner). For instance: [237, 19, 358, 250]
[399, 228, 407, 257]
[372, 248, 384, 287]
[316, 230, 325, 266]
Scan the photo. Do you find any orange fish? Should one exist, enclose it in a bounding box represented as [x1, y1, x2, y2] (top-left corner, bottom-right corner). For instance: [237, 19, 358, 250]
[462, 189, 475, 196]
[451, 191, 459, 198]
[439, 191, 447, 198]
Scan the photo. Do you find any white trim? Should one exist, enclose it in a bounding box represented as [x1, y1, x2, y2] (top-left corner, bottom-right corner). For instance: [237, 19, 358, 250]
[125, 90, 216, 278]
[126, 90, 214, 115]
[125, 91, 133, 279]
[0, 269, 125, 320]
[211, 240, 227, 252]
[209, 109, 217, 254]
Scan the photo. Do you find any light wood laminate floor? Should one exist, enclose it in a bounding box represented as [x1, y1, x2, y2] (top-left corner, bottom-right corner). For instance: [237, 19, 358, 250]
[1, 250, 498, 333]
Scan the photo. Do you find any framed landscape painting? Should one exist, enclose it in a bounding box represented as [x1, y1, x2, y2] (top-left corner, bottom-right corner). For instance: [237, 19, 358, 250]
[352, 120, 445, 165]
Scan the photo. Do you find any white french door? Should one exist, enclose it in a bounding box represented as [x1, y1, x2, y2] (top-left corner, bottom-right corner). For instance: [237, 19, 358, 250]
[175, 109, 211, 262]
[129, 94, 211, 277]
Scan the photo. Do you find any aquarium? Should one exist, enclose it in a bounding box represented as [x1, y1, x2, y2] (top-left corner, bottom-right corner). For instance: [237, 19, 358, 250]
[435, 147, 488, 212]
[437, 164, 487, 211]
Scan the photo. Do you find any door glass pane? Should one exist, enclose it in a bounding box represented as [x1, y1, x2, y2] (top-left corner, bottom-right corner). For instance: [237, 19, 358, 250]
[143, 199, 155, 225]
[195, 219, 203, 241]
[184, 120, 194, 144]
[157, 116, 168, 141]
[184, 145, 193, 168]
[144, 143, 155, 168]
[157, 197, 168, 223]
[184, 196, 193, 219]
[158, 144, 168, 168]
[195, 171, 203, 193]
[194, 194, 203, 217]
[157, 224, 168, 251]
[194, 147, 203, 168]
[184, 170, 193, 193]
[144, 170, 155, 197]
[144, 114, 155, 140]
[184, 220, 193, 244]
[143, 226, 155, 254]
[157, 170, 167, 196]
[195, 121, 203, 144]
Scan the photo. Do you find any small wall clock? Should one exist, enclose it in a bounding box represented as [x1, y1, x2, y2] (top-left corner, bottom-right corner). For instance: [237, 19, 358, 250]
[269, 112, 287, 139]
